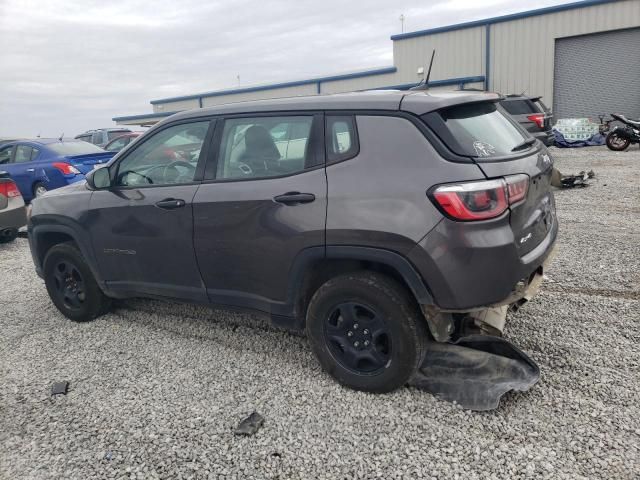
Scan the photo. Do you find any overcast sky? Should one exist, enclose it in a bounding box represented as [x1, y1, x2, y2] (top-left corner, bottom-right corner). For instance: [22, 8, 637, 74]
[0, 0, 576, 137]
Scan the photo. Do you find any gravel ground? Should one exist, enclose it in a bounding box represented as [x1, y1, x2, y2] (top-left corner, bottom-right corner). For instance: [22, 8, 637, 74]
[1, 146, 639, 479]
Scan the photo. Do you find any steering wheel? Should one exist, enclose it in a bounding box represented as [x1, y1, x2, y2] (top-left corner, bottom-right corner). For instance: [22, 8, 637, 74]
[162, 160, 196, 183]
[118, 170, 153, 185]
[144, 161, 196, 184]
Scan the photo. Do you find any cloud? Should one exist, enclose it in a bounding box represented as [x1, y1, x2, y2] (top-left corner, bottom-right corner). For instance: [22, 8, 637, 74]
[0, 0, 572, 136]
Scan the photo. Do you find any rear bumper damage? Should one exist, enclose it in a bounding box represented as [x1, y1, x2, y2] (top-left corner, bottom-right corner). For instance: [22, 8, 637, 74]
[421, 238, 557, 343]
[413, 243, 556, 410]
[411, 335, 540, 411]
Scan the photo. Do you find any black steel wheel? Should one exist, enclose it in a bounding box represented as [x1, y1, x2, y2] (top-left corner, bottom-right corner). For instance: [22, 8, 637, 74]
[51, 259, 87, 310]
[43, 242, 111, 322]
[325, 302, 391, 374]
[306, 272, 428, 393]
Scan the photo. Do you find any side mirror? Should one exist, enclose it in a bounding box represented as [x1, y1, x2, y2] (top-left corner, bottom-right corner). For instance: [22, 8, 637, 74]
[86, 166, 111, 190]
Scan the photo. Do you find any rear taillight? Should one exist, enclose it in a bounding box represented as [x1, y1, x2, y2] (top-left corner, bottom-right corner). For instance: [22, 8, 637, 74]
[527, 114, 545, 129]
[505, 174, 529, 204]
[0, 180, 21, 198]
[431, 175, 529, 221]
[52, 162, 81, 175]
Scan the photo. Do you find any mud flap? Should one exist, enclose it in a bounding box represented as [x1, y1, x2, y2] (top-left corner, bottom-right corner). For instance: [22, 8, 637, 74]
[410, 335, 540, 411]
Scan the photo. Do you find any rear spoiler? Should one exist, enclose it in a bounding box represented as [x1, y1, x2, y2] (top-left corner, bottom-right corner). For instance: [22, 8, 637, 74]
[401, 91, 502, 116]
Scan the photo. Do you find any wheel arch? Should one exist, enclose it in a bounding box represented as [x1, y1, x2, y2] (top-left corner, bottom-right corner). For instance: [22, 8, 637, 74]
[287, 246, 434, 324]
[30, 223, 105, 290]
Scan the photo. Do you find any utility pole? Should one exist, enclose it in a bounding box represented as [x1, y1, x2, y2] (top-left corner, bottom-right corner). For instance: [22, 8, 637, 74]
[399, 14, 405, 33]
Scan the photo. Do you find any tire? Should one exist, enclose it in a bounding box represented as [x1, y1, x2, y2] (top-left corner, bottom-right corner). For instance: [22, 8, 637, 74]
[43, 242, 111, 322]
[306, 272, 428, 393]
[0, 228, 18, 243]
[606, 132, 630, 151]
[33, 182, 48, 198]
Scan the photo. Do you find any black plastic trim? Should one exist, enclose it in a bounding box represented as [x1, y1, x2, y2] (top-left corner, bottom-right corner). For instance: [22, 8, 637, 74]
[324, 245, 434, 305]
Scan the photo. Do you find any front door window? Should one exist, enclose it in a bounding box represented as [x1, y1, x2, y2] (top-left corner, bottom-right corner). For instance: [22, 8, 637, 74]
[115, 122, 209, 187]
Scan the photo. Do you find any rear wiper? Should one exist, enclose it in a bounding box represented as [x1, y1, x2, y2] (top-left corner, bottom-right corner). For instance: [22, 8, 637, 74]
[511, 138, 536, 152]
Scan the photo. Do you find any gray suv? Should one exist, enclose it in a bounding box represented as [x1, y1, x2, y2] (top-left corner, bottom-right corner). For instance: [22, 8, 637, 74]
[28, 91, 557, 393]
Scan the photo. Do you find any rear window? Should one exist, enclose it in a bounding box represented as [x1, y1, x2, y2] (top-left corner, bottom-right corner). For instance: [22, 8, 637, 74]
[423, 102, 529, 158]
[49, 142, 105, 155]
[107, 130, 131, 141]
[500, 99, 538, 115]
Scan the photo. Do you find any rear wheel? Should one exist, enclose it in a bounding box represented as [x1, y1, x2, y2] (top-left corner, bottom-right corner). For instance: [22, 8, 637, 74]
[33, 182, 48, 198]
[306, 272, 427, 393]
[606, 132, 630, 151]
[43, 243, 111, 322]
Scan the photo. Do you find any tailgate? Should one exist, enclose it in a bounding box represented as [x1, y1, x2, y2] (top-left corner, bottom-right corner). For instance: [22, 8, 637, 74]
[476, 149, 556, 257]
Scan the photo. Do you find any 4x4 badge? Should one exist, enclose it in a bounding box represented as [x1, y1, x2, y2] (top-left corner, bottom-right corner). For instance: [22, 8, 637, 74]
[519, 233, 532, 244]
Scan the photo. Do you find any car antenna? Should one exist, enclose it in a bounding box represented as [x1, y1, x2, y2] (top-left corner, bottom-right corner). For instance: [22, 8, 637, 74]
[410, 49, 435, 91]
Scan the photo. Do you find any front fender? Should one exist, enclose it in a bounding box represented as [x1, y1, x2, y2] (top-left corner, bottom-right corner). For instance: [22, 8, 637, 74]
[28, 217, 106, 292]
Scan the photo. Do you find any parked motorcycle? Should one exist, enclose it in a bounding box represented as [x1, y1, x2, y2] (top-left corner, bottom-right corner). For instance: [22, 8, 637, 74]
[605, 114, 640, 151]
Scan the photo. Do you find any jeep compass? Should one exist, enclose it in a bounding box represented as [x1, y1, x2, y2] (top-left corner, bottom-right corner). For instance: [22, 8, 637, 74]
[28, 90, 557, 393]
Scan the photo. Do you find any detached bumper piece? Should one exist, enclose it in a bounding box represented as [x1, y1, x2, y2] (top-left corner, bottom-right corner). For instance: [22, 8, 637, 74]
[411, 335, 539, 411]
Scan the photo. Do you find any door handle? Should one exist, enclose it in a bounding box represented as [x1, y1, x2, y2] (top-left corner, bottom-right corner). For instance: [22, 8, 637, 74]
[155, 198, 186, 210]
[273, 192, 315, 205]
[26, 168, 35, 172]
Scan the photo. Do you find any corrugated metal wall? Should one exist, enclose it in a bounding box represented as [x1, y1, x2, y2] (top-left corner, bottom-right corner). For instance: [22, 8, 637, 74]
[392, 26, 486, 85]
[490, 0, 640, 103]
[117, 0, 640, 124]
[201, 84, 318, 108]
[153, 99, 199, 113]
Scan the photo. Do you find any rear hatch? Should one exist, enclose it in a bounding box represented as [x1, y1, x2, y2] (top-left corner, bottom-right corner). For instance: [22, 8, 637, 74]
[420, 100, 556, 258]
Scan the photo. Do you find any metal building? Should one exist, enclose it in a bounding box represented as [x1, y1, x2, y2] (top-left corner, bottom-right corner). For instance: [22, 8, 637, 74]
[113, 0, 640, 126]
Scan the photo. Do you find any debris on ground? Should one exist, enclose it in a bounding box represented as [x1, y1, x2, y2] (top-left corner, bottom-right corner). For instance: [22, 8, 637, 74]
[51, 381, 69, 396]
[412, 335, 539, 410]
[551, 167, 595, 188]
[234, 412, 264, 436]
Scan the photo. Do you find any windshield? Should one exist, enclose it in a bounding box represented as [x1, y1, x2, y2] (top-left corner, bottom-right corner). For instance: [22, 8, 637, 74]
[48, 141, 105, 155]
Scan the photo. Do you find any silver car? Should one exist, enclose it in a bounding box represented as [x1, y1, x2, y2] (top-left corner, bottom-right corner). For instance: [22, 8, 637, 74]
[0, 171, 26, 243]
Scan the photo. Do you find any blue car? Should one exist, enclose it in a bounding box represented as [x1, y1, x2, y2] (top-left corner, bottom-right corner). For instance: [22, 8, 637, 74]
[0, 139, 116, 201]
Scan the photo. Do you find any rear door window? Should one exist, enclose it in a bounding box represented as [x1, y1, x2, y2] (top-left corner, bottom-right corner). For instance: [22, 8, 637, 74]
[215, 116, 316, 180]
[14, 145, 33, 163]
[423, 102, 530, 158]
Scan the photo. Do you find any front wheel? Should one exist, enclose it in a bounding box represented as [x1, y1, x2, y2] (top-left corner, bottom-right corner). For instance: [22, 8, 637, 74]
[306, 272, 427, 393]
[43, 243, 112, 322]
[606, 132, 630, 151]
